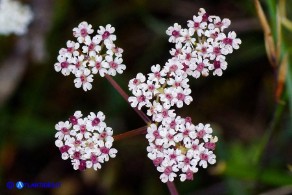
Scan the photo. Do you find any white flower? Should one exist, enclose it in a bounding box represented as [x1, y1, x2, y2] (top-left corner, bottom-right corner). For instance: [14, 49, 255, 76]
[88, 55, 107, 77]
[54, 55, 72, 76]
[59, 40, 80, 58]
[102, 55, 126, 76]
[146, 123, 160, 143]
[159, 87, 176, 109]
[153, 108, 176, 123]
[208, 16, 231, 31]
[73, 21, 94, 43]
[218, 31, 241, 54]
[198, 146, 216, 168]
[74, 68, 93, 91]
[55, 121, 72, 140]
[106, 45, 123, 57]
[209, 55, 227, 76]
[128, 89, 151, 110]
[196, 123, 213, 142]
[71, 118, 92, 140]
[157, 160, 179, 183]
[86, 111, 106, 132]
[96, 24, 116, 47]
[187, 15, 207, 37]
[146, 101, 163, 117]
[164, 58, 184, 76]
[193, 56, 210, 78]
[156, 127, 176, 148]
[173, 87, 193, 108]
[82, 36, 101, 57]
[148, 64, 166, 84]
[166, 23, 182, 43]
[178, 28, 195, 45]
[128, 73, 147, 92]
[167, 74, 190, 89]
[0, 0, 33, 35]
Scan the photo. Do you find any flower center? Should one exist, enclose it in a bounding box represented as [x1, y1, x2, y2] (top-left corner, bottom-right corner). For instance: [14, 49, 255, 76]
[80, 75, 87, 83]
[166, 93, 172, 100]
[110, 61, 118, 69]
[138, 95, 146, 102]
[182, 63, 189, 71]
[92, 118, 100, 126]
[80, 28, 87, 37]
[197, 63, 204, 72]
[170, 120, 176, 129]
[172, 30, 179, 37]
[148, 84, 155, 91]
[215, 21, 223, 28]
[214, 61, 221, 69]
[202, 13, 209, 22]
[223, 37, 233, 45]
[95, 62, 101, 69]
[205, 142, 216, 150]
[59, 145, 70, 153]
[100, 132, 107, 139]
[170, 65, 178, 72]
[213, 47, 221, 55]
[69, 116, 78, 125]
[154, 72, 161, 78]
[197, 130, 206, 139]
[200, 153, 208, 161]
[133, 79, 139, 85]
[183, 129, 189, 136]
[184, 157, 190, 164]
[88, 43, 95, 51]
[91, 154, 98, 163]
[153, 157, 163, 166]
[177, 93, 185, 100]
[100, 147, 109, 154]
[67, 47, 74, 53]
[61, 61, 68, 68]
[102, 31, 110, 40]
[78, 160, 86, 171]
[194, 22, 200, 28]
[153, 130, 160, 138]
[164, 166, 173, 175]
[61, 127, 69, 135]
[80, 125, 86, 133]
[73, 151, 81, 159]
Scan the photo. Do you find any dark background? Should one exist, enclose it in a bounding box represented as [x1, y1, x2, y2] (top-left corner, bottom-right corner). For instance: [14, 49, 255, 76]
[0, 0, 292, 194]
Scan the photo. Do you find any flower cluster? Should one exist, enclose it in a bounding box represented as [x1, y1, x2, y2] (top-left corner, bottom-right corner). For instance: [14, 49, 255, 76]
[0, 0, 33, 35]
[54, 22, 126, 91]
[55, 111, 117, 171]
[128, 8, 241, 182]
[147, 119, 217, 182]
[166, 8, 241, 77]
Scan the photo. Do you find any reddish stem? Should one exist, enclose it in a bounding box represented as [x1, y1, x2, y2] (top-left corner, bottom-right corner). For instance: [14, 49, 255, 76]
[113, 126, 147, 141]
[167, 182, 179, 195]
[105, 74, 151, 124]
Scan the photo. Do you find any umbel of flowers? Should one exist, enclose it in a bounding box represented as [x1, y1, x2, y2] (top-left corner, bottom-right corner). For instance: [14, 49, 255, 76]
[55, 111, 117, 170]
[54, 22, 126, 91]
[128, 8, 241, 182]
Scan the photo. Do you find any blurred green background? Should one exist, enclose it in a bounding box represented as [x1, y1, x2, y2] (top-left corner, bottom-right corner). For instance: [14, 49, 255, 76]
[0, 0, 292, 194]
